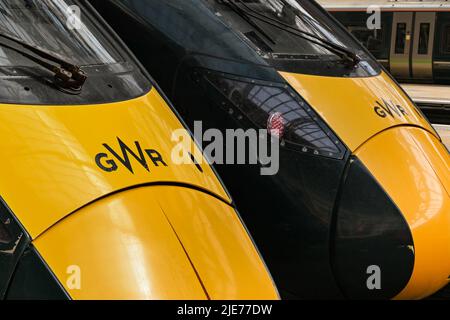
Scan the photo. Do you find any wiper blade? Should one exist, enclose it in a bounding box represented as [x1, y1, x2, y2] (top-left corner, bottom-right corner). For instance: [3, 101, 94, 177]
[233, 0, 360, 67]
[219, 0, 276, 45]
[0, 31, 87, 93]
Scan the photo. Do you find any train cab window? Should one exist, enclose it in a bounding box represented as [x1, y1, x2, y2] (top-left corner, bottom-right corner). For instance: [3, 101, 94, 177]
[0, 0, 121, 68]
[443, 25, 450, 54]
[395, 23, 406, 54]
[203, 0, 380, 77]
[418, 23, 431, 55]
[0, 0, 150, 105]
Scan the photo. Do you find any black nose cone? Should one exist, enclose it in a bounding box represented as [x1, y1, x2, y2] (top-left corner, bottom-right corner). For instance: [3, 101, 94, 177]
[332, 158, 415, 299]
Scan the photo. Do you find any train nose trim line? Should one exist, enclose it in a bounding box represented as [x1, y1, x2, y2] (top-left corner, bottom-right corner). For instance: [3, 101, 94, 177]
[355, 126, 450, 299]
[0, 89, 230, 240]
[33, 186, 279, 300]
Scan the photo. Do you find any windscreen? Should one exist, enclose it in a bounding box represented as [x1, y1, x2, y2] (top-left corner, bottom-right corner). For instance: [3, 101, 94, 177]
[0, 0, 121, 67]
[205, 0, 374, 63]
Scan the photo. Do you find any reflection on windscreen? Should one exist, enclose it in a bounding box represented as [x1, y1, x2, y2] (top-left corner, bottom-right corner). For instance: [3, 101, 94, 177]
[0, 0, 119, 67]
[206, 72, 342, 156]
[207, 0, 362, 58]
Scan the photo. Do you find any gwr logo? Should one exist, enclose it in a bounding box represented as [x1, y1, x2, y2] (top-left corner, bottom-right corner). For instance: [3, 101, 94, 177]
[95, 137, 168, 174]
[374, 99, 409, 119]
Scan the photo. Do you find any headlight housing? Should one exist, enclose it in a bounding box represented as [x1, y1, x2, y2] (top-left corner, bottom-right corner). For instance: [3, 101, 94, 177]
[200, 69, 347, 159]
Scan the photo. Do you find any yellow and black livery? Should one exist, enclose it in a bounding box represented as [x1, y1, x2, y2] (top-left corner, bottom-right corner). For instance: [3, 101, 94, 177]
[91, 0, 450, 299]
[0, 0, 278, 300]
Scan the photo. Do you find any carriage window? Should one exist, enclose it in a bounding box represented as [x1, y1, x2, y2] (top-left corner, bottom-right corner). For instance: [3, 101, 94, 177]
[443, 25, 450, 54]
[348, 26, 384, 57]
[418, 23, 430, 55]
[395, 23, 406, 54]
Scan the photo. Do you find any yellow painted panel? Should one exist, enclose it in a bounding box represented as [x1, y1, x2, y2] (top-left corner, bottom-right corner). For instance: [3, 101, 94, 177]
[34, 187, 206, 300]
[281, 71, 436, 151]
[355, 127, 450, 299]
[0, 89, 229, 238]
[34, 186, 278, 300]
[410, 129, 450, 197]
[155, 186, 279, 300]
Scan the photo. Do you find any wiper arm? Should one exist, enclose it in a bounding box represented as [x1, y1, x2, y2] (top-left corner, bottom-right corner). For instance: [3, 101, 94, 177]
[0, 31, 87, 93]
[233, 0, 360, 67]
[219, 0, 276, 45]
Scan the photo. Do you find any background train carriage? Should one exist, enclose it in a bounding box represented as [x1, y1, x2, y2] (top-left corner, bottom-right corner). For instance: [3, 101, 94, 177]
[318, 0, 450, 145]
[318, 0, 450, 83]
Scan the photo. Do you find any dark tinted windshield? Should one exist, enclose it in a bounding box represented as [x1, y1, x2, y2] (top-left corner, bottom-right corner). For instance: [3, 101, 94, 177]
[0, 0, 150, 105]
[0, 0, 121, 67]
[205, 0, 376, 66]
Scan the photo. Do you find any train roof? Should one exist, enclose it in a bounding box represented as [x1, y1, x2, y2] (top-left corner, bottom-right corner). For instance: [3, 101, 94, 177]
[317, 0, 450, 11]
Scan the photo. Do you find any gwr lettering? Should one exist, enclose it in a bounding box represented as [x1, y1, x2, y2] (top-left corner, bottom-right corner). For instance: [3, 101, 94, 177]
[95, 153, 118, 172]
[146, 149, 168, 167]
[95, 137, 168, 174]
[103, 139, 149, 173]
[374, 99, 408, 119]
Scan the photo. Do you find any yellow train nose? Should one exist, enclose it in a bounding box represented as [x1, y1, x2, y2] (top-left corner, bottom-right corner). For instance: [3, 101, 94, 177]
[32, 186, 279, 300]
[355, 126, 450, 299]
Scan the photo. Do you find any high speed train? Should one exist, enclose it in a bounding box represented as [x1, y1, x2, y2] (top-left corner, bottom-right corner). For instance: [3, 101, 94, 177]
[318, 0, 450, 84]
[91, 0, 450, 299]
[0, 0, 278, 300]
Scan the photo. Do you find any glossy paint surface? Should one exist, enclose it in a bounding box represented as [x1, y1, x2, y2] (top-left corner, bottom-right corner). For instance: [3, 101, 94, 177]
[87, 0, 450, 299]
[281, 71, 437, 151]
[34, 186, 278, 300]
[0, 88, 229, 238]
[172, 62, 349, 298]
[356, 126, 450, 299]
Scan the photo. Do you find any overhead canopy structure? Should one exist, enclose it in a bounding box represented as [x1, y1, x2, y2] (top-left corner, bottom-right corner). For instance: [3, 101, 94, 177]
[317, 0, 450, 11]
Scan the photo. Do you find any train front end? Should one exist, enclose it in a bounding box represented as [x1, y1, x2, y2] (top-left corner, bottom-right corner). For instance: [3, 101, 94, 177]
[90, 0, 450, 299]
[0, 0, 278, 300]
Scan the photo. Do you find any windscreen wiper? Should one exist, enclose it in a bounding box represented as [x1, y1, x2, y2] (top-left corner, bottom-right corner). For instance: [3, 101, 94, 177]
[0, 31, 87, 93]
[219, 0, 276, 45]
[231, 0, 360, 67]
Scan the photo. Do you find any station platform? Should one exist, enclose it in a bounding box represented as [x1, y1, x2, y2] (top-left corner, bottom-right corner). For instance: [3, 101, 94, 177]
[401, 84, 450, 149]
[434, 124, 450, 150]
[402, 84, 450, 107]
